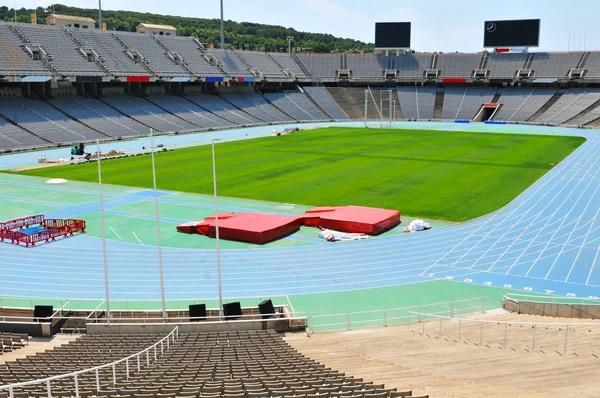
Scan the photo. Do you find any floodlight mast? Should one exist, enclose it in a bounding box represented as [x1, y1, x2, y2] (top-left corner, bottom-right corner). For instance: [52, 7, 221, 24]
[98, 0, 102, 31]
[287, 36, 294, 55]
[220, 0, 225, 50]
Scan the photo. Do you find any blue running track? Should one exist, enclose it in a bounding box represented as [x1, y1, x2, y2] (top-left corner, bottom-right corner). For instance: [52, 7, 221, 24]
[1, 122, 600, 301]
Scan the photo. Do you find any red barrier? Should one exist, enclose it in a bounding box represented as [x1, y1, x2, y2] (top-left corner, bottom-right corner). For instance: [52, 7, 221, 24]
[0, 216, 86, 247]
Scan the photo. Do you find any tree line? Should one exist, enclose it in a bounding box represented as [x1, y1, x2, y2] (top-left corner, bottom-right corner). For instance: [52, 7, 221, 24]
[0, 4, 375, 53]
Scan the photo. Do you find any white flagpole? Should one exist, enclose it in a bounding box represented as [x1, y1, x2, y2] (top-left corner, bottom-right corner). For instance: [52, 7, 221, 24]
[150, 129, 167, 323]
[212, 138, 223, 320]
[97, 140, 111, 323]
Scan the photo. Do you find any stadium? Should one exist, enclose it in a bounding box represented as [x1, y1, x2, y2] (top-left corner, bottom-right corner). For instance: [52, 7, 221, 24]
[0, 2, 600, 398]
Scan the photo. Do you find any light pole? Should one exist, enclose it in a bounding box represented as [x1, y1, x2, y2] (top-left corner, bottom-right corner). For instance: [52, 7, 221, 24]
[211, 138, 223, 320]
[287, 36, 294, 55]
[98, 0, 102, 30]
[149, 130, 167, 323]
[220, 0, 225, 50]
[96, 140, 111, 324]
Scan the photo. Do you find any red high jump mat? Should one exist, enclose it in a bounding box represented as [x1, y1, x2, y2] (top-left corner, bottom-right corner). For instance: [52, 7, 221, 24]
[177, 206, 400, 244]
[187, 213, 304, 245]
[303, 206, 401, 235]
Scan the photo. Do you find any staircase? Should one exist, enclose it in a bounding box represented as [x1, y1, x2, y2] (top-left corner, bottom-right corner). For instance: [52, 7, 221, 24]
[292, 53, 311, 77]
[526, 89, 565, 122]
[524, 53, 535, 70]
[287, 310, 600, 398]
[490, 87, 503, 104]
[10, 24, 59, 74]
[299, 86, 333, 120]
[266, 53, 287, 76]
[112, 33, 157, 76]
[430, 53, 438, 69]
[154, 35, 194, 75]
[433, 87, 444, 119]
[577, 52, 591, 69]
[479, 52, 489, 69]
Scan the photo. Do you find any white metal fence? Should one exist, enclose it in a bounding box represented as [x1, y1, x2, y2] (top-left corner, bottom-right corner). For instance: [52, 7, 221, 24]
[0, 327, 179, 398]
[504, 293, 600, 304]
[309, 297, 486, 333]
[410, 311, 600, 355]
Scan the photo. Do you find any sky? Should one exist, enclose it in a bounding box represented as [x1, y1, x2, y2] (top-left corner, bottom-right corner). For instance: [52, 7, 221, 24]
[10, 0, 600, 52]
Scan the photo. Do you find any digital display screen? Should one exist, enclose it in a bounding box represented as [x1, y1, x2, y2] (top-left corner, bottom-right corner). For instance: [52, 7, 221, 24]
[375, 22, 411, 49]
[484, 19, 540, 47]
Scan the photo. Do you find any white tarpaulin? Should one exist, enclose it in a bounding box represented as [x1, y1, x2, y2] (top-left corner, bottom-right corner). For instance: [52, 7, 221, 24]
[404, 219, 431, 233]
[318, 228, 369, 242]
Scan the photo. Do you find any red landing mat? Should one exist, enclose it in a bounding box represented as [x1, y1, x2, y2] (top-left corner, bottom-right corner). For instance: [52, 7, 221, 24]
[190, 213, 304, 245]
[304, 205, 401, 235]
[177, 206, 401, 244]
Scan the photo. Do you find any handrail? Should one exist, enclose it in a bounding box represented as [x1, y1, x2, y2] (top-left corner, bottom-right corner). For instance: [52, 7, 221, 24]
[409, 311, 600, 327]
[503, 294, 600, 304]
[310, 298, 485, 333]
[408, 310, 600, 355]
[0, 327, 179, 397]
[0, 311, 307, 324]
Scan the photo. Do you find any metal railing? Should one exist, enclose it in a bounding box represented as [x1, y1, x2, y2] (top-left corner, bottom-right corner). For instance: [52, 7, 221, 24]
[504, 294, 600, 304]
[0, 327, 179, 398]
[409, 311, 600, 355]
[0, 311, 307, 325]
[0, 294, 295, 313]
[309, 297, 486, 333]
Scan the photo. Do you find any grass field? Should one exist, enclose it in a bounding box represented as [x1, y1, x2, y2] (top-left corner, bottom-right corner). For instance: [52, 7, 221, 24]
[15, 127, 585, 222]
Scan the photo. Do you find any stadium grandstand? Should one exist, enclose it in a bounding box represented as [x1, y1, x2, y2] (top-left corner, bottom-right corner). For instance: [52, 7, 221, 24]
[2, 5, 600, 398]
[2, 20, 600, 152]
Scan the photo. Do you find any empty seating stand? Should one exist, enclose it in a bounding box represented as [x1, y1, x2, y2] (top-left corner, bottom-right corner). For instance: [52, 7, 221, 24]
[184, 92, 263, 126]
[207, 50, 252, 77]
[0, 97, 106, 144]
[0, 116, 48, 151]
[396, 86, 435, 119]
[237, 51, 285, 78]
[296, 54, 340, 79]
[14, 23, 102, 76]
[534, 88, 600, 125]
[0, 331, 414, 398]
[436, 53, 482, 78]
[0, 333, 28, 354]
[486, 53, 528, 79]
[347, 55, 387, 79]
[69, 29, 148, 76]
[530, 52, 584, 78]
[159, 36, 223, 77]
[395, 54, 431, 78]
[101, 95, 199, 133]
[268, 53, 307, 79]
[0, 24, 50, 75]
[115, 32, 188, 77]
[263, 92, 328, 121]
[50, 96, 150, 138]
[220, 92, 294, 123]
[494, 87, 557, 122]
[441, 86, 496, 120]
[303, 87, 349, 120]
[146, 94, 234, 129]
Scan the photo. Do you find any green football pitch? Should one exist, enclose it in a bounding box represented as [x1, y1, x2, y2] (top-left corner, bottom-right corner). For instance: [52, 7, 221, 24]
[15, 127, 585, 222]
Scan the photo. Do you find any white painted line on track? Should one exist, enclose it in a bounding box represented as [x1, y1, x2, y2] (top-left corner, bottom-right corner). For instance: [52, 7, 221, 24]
[132, 231, 145, 246]
[110, 226, 123, 241]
